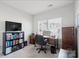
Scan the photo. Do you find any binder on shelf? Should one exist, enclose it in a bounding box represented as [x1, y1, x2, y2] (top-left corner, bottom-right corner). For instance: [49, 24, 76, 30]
[13, 35, 16, 39]
[10, 41, 13, 46]
[15, 40, 18, 44]
[13, 40, 16, 45]
[6, 33, 12, 40]
[19, 33, 23, 38]
[12, 46, 17, 51]
[16, 34, 19, 38]
[19, 39, 23, 43]
[6, 41, 13, 47]
[6, 47, 12, 54]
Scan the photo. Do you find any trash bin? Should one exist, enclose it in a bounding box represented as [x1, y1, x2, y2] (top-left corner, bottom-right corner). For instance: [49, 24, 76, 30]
[50, 46, 56, 54]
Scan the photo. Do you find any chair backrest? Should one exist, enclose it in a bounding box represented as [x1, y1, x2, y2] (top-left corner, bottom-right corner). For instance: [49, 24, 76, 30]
[35, 35, 45, 45]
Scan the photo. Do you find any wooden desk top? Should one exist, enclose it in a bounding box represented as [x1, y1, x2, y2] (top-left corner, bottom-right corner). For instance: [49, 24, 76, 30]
[43, 36, 56, 46]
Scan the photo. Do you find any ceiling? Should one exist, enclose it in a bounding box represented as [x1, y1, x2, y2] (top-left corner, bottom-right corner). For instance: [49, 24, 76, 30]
[0, 0, 74, 15]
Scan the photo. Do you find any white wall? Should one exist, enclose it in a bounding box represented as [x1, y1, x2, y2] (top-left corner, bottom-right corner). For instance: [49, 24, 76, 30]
[0, 2, 33, 52]
[75, 0, 79, 15]
[33, 3, 75, 33]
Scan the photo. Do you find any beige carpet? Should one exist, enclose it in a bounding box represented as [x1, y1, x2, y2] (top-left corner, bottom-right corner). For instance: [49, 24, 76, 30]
[0, 45, 58, 58]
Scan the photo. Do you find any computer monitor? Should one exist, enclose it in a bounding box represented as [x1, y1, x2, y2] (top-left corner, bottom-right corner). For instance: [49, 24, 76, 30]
[43, 31, 51, 36]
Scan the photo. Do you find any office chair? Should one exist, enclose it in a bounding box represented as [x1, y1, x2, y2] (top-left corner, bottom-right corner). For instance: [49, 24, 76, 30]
[35, 35, 47, 53]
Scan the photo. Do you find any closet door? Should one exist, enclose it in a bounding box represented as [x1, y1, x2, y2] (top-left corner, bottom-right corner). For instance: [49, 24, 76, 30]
[62, 27, 75, 50]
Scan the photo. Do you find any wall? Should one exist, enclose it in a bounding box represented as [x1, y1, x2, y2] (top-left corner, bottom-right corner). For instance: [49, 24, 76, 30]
[75, 0, 79, 15]
[0, 2, 33, 52]
[33, 3, 75, 48]
[33, 3, 75, 33]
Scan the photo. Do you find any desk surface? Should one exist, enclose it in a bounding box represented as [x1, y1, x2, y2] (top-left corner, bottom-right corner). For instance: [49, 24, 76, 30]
[43, 36, 56, 46]
[43, 36, 50, 38]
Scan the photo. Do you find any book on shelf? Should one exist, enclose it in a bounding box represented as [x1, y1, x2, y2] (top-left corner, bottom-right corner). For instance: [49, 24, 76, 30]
[19, 33, 23, 38]
[6, 41, 13, 47]
[6, 47, 12, 54]
[12, 46, 17, 51]
[13, 34, 16, 39]
[16, 40, 19, 44]
[6, 33, 12, 40]
[13, 40, 16, 45]
[19, 39, 23, 43]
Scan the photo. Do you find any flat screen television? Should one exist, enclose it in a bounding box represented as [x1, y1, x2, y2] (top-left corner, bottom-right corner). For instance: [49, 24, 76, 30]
[5, 21, 22, 31]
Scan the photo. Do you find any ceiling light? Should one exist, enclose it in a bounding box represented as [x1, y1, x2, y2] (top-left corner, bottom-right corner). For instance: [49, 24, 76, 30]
[48, 4, 53, 7]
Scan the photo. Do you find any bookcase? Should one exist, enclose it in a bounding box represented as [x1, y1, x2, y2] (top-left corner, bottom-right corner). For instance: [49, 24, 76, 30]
[3, 31, 26, 55]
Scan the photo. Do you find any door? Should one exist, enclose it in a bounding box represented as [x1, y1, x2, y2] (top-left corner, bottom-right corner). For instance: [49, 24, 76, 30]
[62, 27, 75, 50]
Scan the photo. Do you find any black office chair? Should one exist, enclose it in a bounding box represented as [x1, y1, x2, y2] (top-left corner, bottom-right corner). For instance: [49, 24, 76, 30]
[35, 35, 47, 53]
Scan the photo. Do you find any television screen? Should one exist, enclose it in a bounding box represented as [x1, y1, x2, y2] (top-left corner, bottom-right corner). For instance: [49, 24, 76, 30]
[5, 21, 22, 31]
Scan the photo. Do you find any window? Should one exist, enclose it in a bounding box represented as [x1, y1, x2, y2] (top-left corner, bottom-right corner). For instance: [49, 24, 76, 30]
[38, 20, 47, 35]
[38, 17, 62, 39]
[48, 18, 62, 39]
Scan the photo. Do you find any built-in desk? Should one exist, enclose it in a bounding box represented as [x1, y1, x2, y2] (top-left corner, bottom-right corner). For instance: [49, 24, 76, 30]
[43, 36, 56, 46]
[43, 36, 57, 53]
[29, 35, 57, 53]
[29, 35, 57, 46]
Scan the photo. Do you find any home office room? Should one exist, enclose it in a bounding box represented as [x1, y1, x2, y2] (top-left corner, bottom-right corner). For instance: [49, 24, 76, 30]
[0, 0, 78, 58]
